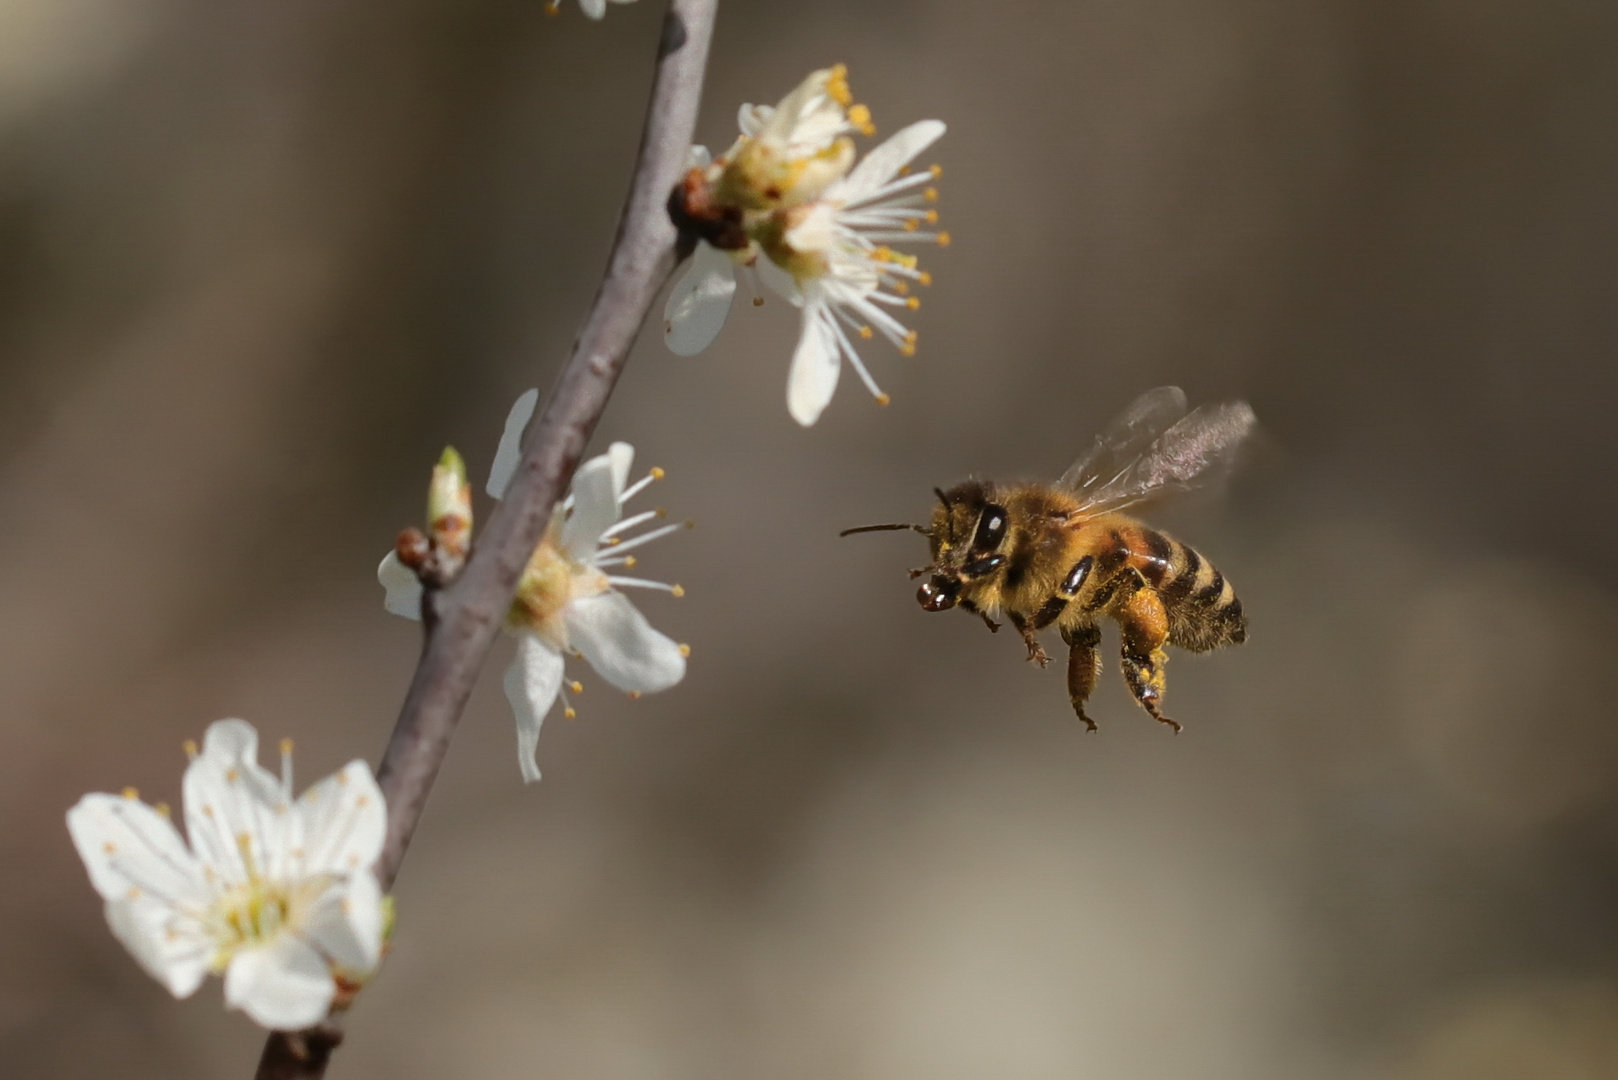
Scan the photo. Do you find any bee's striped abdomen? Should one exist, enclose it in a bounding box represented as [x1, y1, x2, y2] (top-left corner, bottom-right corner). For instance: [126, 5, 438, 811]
[1127, 526, 1245, 653]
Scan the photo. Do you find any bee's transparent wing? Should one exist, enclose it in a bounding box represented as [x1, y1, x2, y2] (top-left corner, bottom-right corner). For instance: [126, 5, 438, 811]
[1059, 387, 1189, 496]
[1062, 393, 1256, 515]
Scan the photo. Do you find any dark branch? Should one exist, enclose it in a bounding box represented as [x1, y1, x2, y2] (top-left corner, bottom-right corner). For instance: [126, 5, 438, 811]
[254, 1, 717, 1075]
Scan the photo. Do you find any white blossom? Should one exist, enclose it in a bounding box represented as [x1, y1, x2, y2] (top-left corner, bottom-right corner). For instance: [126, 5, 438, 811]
[663, 66, 947, 425]
[758, 119, 948, 426]
[379, 390, 687, 783]
[66, 720, 387, 1031]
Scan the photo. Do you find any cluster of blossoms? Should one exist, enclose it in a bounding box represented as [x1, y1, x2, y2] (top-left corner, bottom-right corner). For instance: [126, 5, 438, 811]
[380, 390, 689, 784]
[665, 65, 948, 426]
[66, 57, 951, 1043]
[66, 720, 388, 1030]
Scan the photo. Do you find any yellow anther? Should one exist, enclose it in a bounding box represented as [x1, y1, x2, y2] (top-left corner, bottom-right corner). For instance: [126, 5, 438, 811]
[859, 326, 874, 340]
[752, 296, 765, 307]
[627, 691, 643, 701]
[684, 519, 696, 529]
[848, 104, 874, 136]
[918, 271, 933, 286]
[103, 841, 116, 854]
[876, 393, 892, 407]
[656, 508, 668, 518]
[280, 738, 294, 755]
[901, 331, 919, 357]
[826, 64, 852, 106]
[672, 584, 686, 598]
[568, 680, 584, 694]
[155, 803, 171, 819]
[925, 187, 939, 202]
[906, 297, 921, 310]
[225, 768, 240, 782]
[624, 555, 638, 568]
[904, 220, 919, 232]
[606, 537, 622, 546]
[894, 282, 910, 296]
[929, 164, 943, 178]
[925, 209, 939, 224]
[183, 739, 199, 759]
[899, 165, 912, 176]
[936, 232, 952, 247]
[564, 706, 577, 720]
[122, 787, 139, 801]
[650, 466, 666, 480]
[678, 643, 692, 658]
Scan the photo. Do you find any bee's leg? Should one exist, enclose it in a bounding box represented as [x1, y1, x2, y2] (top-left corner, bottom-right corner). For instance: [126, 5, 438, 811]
[959, 598, 1000, 634]
[1115, 574, 1181, 733]
[1060, 622, 1102, 731]
[1007, 611, 1051, 667]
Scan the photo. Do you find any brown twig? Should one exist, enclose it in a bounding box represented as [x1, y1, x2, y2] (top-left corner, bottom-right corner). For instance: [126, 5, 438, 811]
[253, 1, 717, 1075]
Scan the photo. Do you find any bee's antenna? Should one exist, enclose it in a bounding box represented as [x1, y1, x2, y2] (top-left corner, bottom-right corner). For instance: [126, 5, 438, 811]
[839, 523, 930, 538]
[933, 487, 951, 510]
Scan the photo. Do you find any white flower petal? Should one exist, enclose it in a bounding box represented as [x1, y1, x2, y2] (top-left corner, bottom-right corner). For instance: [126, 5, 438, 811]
[377, 551, 423, 621]
[840, 119, 946, 199]
[565, 591, 685, 694]
[664, 242, 738, 356]
[293, 761, 385, 880]
[104, 897, 212, 999]
[182, 720, 289, 887]
[577, 0, 607, 18]
[67, 793, 206, 907]
[561, 449, 626, 559]
[488, 388, 540, 499]
[302, 871, 384, 978]
[503, 634, 566, 784]
[787, 305, 842, 427]
[737, 103, 771, 137]
[224, 935, 336, 1031]
[606, 441, 635, 496]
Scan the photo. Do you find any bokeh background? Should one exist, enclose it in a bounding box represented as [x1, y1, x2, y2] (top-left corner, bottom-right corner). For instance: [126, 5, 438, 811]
[6, 0, 1618, 1076]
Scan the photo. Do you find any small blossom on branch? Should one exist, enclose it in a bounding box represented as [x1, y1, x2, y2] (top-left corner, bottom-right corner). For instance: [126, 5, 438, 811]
[379, 391, 689, 783]
[66, 720, 389, 1031]
[665, 65, 947, 425]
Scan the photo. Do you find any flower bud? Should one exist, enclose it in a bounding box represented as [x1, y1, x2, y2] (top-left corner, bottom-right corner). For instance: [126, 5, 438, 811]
[428, 446, 472, 561]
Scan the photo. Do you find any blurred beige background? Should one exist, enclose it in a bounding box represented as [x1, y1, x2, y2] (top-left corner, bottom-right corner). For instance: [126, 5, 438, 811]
[5, 0, 1618, 1076]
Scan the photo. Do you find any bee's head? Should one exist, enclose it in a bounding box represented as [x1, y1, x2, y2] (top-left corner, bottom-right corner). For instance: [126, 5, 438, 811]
[915, 481, 1010, 613]
[839, 480, 1011, 614]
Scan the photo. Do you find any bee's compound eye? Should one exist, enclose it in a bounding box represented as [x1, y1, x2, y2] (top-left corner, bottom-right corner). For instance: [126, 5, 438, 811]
[917, 576, 959, 612]
[972, 504, 1009, 552]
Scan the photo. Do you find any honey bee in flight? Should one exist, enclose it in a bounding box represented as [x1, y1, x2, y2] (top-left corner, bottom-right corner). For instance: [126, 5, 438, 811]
[843, 387, 1255, 732]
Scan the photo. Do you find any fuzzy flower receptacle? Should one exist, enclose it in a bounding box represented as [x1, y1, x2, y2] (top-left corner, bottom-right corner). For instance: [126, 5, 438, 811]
[664, 65, 947, 426]
[66, 719, 388, 1031]
[379, 390, 688, 783]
